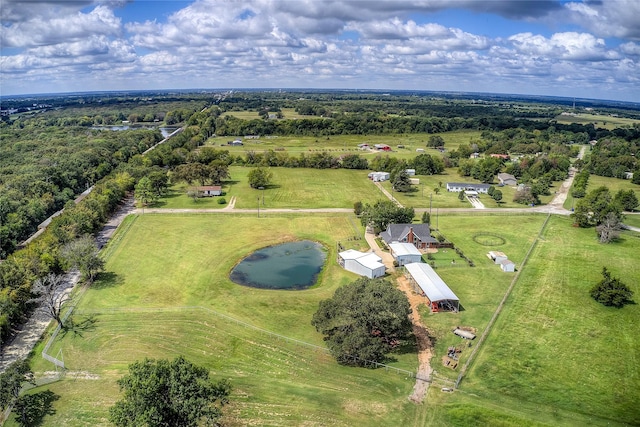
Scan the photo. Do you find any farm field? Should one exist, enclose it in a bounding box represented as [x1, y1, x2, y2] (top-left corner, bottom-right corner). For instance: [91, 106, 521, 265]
[207, 130, 481, 161]
[156, 167, 385, 209]
[453, 215, 640, 426]
[13, 211, 640, 426]
[554, 113, 640, 130]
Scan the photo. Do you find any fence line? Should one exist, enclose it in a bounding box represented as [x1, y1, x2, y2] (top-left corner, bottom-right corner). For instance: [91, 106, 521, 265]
[454, 213, 552, 389]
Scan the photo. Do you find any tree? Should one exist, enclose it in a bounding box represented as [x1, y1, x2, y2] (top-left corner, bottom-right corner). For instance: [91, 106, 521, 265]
[360, 200, 414, 233]
[109, 356, 231, 427]
[427, 135, 445, 148]
[433, 187, 440, 195]
[134, 176, 155, 207]
[247, 167, 273, 189]
[0, 360, 35, 421]
[311, 278, 412, 366]
[614, 189, 639, 211]
[392, 169, 412, 193]
[492, 189, 503, 203]
[458, 190, 465, 201]
[30, 273, 70, 326]
[596, 212, 622, 243]
[421, 212, 430, 224]
[62, 235, 104, 283]
[590, 267, 634, 307]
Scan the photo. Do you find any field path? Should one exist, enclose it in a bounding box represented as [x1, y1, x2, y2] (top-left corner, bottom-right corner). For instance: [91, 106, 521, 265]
[397, 276, 432, 403]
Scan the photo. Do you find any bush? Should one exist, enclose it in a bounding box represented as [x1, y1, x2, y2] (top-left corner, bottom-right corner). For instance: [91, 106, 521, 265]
[217, 198, 227, 205]
[590, 267, 634, 308]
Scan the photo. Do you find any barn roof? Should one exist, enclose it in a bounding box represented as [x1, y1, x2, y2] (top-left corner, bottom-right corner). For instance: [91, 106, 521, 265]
[405, 262, 459, 302]
[339, 250, 384, 270]
[389, 242, 422, 257]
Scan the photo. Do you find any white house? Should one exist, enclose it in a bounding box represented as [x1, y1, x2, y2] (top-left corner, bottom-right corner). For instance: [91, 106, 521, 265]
[388, 242, 423, 266]
[338, 249, 386, 278]
[196, 186, 222, 196]
[446, 182, 491, 193]
[405, 169, 416, 176]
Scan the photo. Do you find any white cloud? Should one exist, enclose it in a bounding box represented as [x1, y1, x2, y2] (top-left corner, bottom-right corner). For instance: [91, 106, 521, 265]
[564, 0, 640, 40]
[508, 32, 619, 61]
[1, 5, 122, 48]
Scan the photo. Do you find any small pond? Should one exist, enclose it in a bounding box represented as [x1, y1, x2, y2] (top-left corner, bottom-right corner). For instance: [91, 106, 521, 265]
[230, 240, 326, 290]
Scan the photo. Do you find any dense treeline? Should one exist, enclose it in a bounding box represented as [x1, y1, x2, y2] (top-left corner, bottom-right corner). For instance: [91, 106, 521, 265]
[0, 126, 163, 257]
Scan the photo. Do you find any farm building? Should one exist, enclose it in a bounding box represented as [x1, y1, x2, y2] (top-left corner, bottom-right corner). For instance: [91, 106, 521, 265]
[404, 262, 459, 312]
[500, 259, 516, 272]
[405, 169, 416, 176]
[410, 178, 420, 185]
[380, 223, 438, 250]
[446, 182, 491, 193]
[228, 139, 243, 146]
[196, 186, 222, 196]
[338, 249, 386, 279]
[487, 251, 508, 264]
[388, 242, 423, 266]
[368, 171, 390, 182]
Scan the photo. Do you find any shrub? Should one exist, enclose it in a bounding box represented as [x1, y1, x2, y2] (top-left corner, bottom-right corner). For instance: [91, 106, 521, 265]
[217, 198, 227, 205]
[590, 267, 634, 308]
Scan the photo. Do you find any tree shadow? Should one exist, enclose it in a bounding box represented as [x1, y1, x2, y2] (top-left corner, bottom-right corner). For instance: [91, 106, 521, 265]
[14, 390, 59, 427]
[91, 272, 124, 290]
[61, 314, 98, 338]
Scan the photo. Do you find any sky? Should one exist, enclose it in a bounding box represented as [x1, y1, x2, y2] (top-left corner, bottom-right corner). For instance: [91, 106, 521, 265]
[1, 0, 639, 102]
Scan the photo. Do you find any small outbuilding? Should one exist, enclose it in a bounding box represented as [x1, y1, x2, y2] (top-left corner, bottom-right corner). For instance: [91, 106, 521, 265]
[404, 262, 459, 312]
[338, 249, 386, 279]
[487, 251, 508, 264]
[388, 242, 422, 266]
[368, 171, 390, 182]
[497, 173, 517, 186]
[500, 259, 516, 272]
[405, 169, 416, 176]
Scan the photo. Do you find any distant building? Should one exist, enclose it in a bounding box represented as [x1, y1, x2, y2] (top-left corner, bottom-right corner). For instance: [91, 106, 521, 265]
[368, 171, 390, 182]
[196, 186, 222, 197]
[497, 173, 517, 186]
[446, 183, 491, 193]
[500, 259, 516, 272]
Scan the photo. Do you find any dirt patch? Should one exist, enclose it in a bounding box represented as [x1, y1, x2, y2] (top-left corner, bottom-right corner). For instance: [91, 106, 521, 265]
[396, 276, 433, 403]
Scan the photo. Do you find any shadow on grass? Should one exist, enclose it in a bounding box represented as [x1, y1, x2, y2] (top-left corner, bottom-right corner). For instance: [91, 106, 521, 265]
[61, 314, 97, 338]
[91, 272, 124, 290]
[14, 390, 59, 427]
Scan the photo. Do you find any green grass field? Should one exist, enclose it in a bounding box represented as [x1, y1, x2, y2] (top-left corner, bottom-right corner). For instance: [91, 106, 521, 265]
[207, 130, 481, 161]
[555, 113, 640, 130]
[455, 215, 640, 426]
[15, 211, 640, 426]
[563, 175, 640, 211]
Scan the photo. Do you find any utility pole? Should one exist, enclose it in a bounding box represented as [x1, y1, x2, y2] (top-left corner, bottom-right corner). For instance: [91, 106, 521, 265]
[257, 196, 260, 218]
[430, 193, 433, 216]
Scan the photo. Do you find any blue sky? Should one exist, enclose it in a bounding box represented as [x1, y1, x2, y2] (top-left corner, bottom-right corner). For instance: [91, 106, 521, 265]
[1, 0, 639, 101]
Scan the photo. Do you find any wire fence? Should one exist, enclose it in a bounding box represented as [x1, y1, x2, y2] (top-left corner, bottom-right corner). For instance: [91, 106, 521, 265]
[454, 213, 552, 388]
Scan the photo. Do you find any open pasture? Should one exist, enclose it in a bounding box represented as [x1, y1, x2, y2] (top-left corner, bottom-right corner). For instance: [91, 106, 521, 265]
[25, 213, 420, 425]
[563, 174, 640, 211]
[456, 215, 640, 425]
[207, 130, 481, 161]
[554, 113, 640, 130]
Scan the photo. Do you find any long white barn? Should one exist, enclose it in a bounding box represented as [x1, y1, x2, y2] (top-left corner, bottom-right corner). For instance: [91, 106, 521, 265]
[404, 262, 459, 312]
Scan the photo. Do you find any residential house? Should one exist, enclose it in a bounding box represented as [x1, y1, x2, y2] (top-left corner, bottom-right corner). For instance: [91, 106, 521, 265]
[380, 223, 437, 250]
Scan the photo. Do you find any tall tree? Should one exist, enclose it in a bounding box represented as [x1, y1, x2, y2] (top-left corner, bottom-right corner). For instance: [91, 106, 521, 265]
[311, 278, 412, 366]
[247, 167, 273, 189]
[0, 360, 35, 415]
[134, 176, 155, 207]
[62, 235, 104, 283]
[596, 212, 623, 243]
[360, 200, 414, 233]
[613, 189, 639, 212]
[392, 169, 412, 193]
[109, 356, 231, 427]
[30, 273, 70, 327]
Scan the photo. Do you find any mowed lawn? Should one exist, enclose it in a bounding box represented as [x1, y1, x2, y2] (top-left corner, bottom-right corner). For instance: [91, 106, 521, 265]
[26, 213, 422, 426]
[458, 215, 640, 425]
[563, 175, 640, 211]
